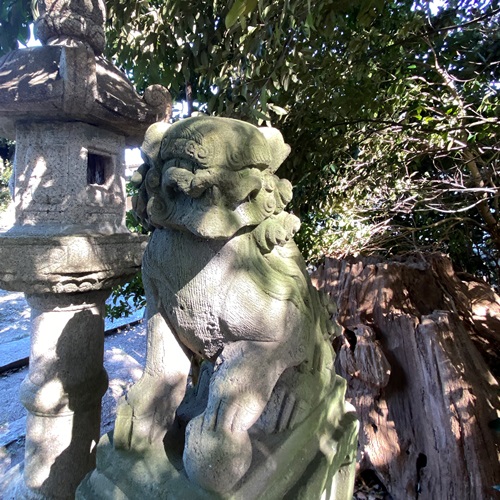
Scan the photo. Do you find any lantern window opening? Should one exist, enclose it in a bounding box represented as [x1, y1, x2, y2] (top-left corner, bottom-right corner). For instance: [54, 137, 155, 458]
[87, 152, 113, 187]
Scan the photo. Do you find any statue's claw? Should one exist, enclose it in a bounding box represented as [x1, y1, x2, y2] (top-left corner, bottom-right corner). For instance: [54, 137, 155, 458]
[114, 375, 174, 451]
[203, 394, 262, 433]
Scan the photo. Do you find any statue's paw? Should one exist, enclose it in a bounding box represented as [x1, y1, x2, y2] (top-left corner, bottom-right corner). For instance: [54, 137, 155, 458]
[253, 212, 300, 253]
[203, 389, 267, 433]
[184, 413, 252, 494]
[176, 362, 213, 424]
[114, 376, 175, 451]
[258, 385, 312, 433]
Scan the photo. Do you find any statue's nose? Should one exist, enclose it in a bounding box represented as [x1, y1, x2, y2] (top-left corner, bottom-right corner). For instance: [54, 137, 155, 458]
[162, 166, 212, 198]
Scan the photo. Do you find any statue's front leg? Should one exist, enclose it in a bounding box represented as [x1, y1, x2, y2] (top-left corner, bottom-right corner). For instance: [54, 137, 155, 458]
[183, 340, 301, 494]
[114, 294, 191, 451]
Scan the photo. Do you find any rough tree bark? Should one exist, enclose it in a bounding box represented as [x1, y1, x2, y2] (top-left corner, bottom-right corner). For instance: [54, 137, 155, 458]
[312, 254, 500, 500]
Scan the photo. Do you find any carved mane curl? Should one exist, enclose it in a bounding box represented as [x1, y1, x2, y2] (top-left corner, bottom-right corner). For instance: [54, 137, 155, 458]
[131, 117, 300, 250]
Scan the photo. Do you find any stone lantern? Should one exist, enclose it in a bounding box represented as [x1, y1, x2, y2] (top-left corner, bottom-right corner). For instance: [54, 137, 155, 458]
[0, 1, 170, 498]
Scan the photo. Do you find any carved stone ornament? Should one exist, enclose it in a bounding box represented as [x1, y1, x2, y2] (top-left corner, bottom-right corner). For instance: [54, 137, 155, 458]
[35, 0, 107, 54]
[77, 117, 358, 499]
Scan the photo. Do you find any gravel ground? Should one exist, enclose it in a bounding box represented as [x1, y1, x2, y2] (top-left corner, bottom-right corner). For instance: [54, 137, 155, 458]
[0, 291, 30, 346]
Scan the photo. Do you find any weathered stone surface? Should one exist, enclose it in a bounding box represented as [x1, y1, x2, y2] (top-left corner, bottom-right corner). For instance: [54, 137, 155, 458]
[35, 0, 106, 54]
[79, 117, 358, 498]
[78, 379, 357, 499]
[0, 0, 170, 144]
[11, 121, 127, 234]
[0, 231, 145, 500]
[0, 233, 147, 293]
[0, 46, 171, 145]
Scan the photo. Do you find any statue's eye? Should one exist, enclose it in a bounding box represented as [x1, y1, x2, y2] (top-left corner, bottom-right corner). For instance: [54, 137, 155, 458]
[180, 160, 197, 174]
[247, 187, 260, 202]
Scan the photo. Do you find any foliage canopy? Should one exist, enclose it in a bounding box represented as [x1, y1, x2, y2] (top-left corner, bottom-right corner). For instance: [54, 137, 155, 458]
[1, 0, 499, 284]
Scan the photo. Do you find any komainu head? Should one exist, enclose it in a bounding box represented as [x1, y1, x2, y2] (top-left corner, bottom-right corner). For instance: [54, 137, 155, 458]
[131, 116, 299, 241]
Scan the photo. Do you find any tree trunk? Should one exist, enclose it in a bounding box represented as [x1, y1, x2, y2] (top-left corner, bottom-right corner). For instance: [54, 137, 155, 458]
[312, 254, 500, 500]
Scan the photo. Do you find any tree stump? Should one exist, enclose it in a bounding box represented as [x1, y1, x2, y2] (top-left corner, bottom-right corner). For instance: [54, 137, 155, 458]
[313, 254, 500, 499]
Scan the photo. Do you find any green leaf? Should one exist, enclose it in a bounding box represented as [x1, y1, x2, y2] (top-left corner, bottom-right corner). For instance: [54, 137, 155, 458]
[305, 12, 314, 30]
[252, 109, 271, 122]
[261, 84, 268, 109]
[268, 103, 288, 115]
[1, 0, 495, 280]
[200, 51, 209, 67]
[225, 0, 258, 29]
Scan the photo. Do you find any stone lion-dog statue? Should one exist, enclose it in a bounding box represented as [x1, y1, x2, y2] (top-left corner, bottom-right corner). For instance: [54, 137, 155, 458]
[113, 116, 357, 498]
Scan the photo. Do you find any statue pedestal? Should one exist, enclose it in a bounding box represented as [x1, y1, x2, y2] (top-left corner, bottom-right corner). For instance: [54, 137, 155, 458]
[77, 377, 358, 500]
